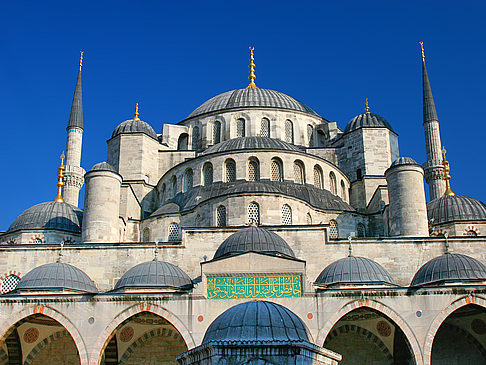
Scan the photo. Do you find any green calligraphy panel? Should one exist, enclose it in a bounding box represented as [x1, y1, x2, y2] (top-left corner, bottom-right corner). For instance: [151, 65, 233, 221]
[207, 275, 301, 299]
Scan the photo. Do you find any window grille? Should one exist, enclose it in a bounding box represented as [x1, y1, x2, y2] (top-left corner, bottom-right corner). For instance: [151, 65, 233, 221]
[0, 275, 20, 294]
[307, 124, 314, 147]
[203, 163, 213, 186]
[271, 160, 282, 182]
[357, 223, 366, 238]
[213, 121, 221, 144]
[248, 202, 260, 225]
[306, 213, 312, 225]
[340, 180, 346, 201]
[217, 206, 227, 227]
[192, 126, 200, 150]
[285, 120, 294, 143]
[142, 228, 150, 242]
[294, 162, 304, 184]
[184, 169, 193, 192]
[330, 172, 337, 195]
[282, 204, 292, 225]
[329, 220, 338, 239]
[314, 166, 323, 189]
[168, 223, 181, 242]
[237, 118, 245, 137]
[248, 160, 259, 181]
[261, 118, 270, 137]
[225, 160, 236, 183]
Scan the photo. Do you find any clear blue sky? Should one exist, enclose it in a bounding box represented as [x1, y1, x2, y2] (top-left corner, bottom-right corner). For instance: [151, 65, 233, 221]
[1, 0, 485, 230]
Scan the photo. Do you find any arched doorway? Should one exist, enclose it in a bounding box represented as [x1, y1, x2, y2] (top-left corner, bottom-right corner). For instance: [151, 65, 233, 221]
[324, 307, 415, 365]
[0, 314, 81, 365]
[431, 304, 486, 364]
[100, 312, 188, 365]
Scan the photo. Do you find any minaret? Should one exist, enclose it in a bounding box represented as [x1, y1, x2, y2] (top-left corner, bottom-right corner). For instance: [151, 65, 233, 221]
[63, 52, 86, 206]
[421, 42, 445, 200]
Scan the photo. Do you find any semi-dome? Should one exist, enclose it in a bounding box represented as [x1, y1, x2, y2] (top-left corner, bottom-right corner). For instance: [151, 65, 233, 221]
[213, 226, 295, 260]
[90, 161, 117, 173]
[202, 301, 309, 344]
[114, 260, 193, 291]
[187, 88, 319, 119]
[15, 262, 98, 293]
[7, 201, 83, 234]
[427, 195, 486, 225]
[344, 112, 393, 133]
[411, 253, 486, 287]
[315, 256, 395, 287]
[202, 136, 302, 155]
[112, 118, 157, 140]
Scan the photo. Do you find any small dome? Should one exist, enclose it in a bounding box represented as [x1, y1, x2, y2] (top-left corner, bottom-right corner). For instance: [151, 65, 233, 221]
[344, 112, 393, 133]
[187, 88, 319, 119]
[90, 162, 117, 173]
[391, 157, 419, 167]
[213, 226, 295, 260]
[411, 253, 486, 287]
[114, 261, 193, 291]
[427, 195, 486, 225]
[15, 262, 98, 293]
[202, 301, 309, 344]
[112, 118, 157, 140]
[315, 256, 395, 287]
[8, 201, 83, 234]
[202, 137, 301, 155]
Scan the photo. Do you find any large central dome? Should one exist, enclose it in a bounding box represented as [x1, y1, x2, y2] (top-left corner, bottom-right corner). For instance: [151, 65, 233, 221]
[187, 88, 319, 119]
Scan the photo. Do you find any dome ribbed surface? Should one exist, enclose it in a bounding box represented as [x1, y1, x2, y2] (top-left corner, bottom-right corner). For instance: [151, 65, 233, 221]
[202, 301, 309, 344]
[112, 118, 157, 140]
[315, 256, 395, 287]
[8, 202, 83, 234]
[411, 253, 486, 287]
[213, 226, 295, 260]
[114, 261, 193, 290]
[202, 137, 301, 155]
[90, 162, 117, 172]
[344, 112, 393, 133]
[188, 88, 319, 119]
[16, 263, 97, 293]
[427, 195, 486, 225]
[391, 157, 419, 167]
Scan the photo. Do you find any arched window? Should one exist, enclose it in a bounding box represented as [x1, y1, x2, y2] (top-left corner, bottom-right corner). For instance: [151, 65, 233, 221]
[225, 159, 236, 183]
[307, 124, 314, 147]
[270, 158, 283, 182]
[260, 118, 270, 137]
[0, 274, 21, 294]
[294, 160, 305, 184]
[203, 163, 213, 186]
[217, 205, 227, 227]
[285, 119, 294, 143]
[236, 118, 245, 137]
[142, 227, 150, 242]
[177, 133, 189, 150]
[248, 202, 260, 225]
[329, 219, 338, 239]
[192, 126, 201, 150]
[184, 169, 193, 192]
[313, 165, 323, 189]
[306, 213, 312, 225]
[168, 223, 181, 242]
[213, 121, 221, 144]
[282, 204, 292, 225]
[248, 158, 260, 181]
[329, 172, 337, 195]
[340, 180, 346, 201]
[357, 223, 366, 238]
[171, 175, 178, 197]
[161, 183, 166, 203]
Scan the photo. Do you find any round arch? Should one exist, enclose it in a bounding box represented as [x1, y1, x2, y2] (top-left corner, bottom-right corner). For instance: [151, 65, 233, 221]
[423, 295, 486, 365]
[90, 302, 195, 365]
[24, 330, 70, 365]
[0, 305, 88, 365]
[316, 298, 423, 365]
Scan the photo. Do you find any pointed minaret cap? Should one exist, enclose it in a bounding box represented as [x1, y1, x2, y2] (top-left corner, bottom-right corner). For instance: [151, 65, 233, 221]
[421, 42, 439, 123]
[67, 51, 84, 131]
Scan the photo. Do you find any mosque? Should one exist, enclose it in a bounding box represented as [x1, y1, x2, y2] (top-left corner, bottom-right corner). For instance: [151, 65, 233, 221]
[0, 44, 486, 365]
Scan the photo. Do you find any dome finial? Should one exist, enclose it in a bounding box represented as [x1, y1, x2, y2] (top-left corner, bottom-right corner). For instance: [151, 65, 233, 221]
[365, 98, 370, 113]
[79, 51, 84, 71]
[57, 241, 65, 263]
[247, 47, 258, 89]
[153, 241, 159, 261]
[441, 147, 455, 196]
[347, 235, 353, 257]
[420, 42, 425, 61]
[53, 152, 66, 203]
[444, 232, 450, 254]
[134, 103, 140, 121]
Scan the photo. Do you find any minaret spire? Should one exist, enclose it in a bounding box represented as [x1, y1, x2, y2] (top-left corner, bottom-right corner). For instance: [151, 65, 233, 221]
[420, 42, 445, 200]
[67, 51, 84, 131]
[247, 47, 258, 89]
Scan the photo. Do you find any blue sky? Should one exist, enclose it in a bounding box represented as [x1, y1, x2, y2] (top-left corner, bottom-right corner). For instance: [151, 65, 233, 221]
[0, 1, 485, 230]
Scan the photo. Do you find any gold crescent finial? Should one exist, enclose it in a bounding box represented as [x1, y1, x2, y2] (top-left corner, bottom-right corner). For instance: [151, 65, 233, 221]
[79, 51, 84, 71]
[53, 152, 66, 203]
[365, 98, 370, 113]
[134, 103, 140, 120]
[420, 42, 425, 61]
[441, 146, 455, 196]
[247, 46, 258, 89]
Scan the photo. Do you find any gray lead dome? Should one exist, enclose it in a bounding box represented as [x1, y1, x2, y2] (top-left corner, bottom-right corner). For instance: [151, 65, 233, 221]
[90, 162, 117, 173]
[344, 112, 393, 133]
[187, 88, 319, 119]
[112, 118, 157, 140]
[202, 301, 309, 344]
[427, 195, 486, 225]
[201, 137, 302, 155]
